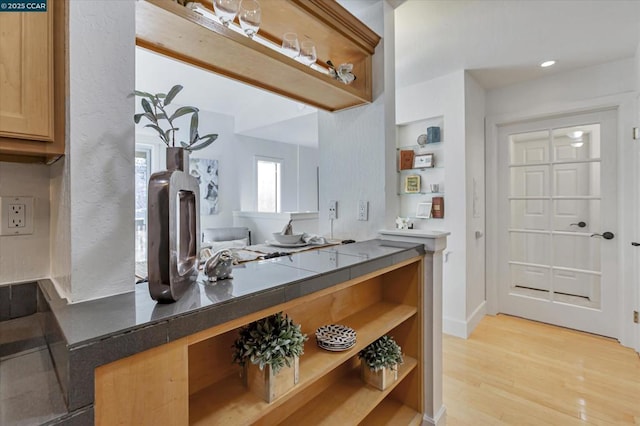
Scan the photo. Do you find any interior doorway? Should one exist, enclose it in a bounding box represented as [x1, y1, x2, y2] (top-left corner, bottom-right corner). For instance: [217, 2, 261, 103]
[496, 109, 619, 338]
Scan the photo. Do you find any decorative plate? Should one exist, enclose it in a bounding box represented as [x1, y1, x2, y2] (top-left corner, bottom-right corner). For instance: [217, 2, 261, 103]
[266, 240, 309, 248]
[315, 324, 357, 346]
[417, 134, 428, 146]
[317, 340, 356, 352]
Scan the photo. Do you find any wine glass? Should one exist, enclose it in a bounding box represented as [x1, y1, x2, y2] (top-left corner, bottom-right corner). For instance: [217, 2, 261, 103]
[299, 41, 317, 66]
[281, 33, 300, 59]
[239, 0, 261, 38]
[213, 0, 240, 27]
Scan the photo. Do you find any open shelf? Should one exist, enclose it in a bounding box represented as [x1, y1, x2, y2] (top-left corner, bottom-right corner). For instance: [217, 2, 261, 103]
[279, 357, 418, 425]
[189, 302, 417, 425]
[136, 0, 380, 111]
[397, 141, 443, 151]
[360, 397, 423, 425]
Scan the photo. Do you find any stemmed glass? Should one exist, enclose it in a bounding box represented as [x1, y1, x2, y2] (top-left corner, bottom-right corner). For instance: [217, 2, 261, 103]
[298, 41, 317, 66]
[281, 32, 300, 59]
[213, 0, 240, 27]
[239, 0, 261, 38]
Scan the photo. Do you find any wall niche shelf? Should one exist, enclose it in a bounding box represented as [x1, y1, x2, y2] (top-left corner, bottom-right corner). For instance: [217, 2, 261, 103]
[135, 0, 380, 112]
[396, 141, 444, 151]
[396, 116, 445, 222]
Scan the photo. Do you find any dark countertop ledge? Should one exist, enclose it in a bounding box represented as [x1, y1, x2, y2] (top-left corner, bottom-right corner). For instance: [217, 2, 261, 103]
[39, 239, 425, 349]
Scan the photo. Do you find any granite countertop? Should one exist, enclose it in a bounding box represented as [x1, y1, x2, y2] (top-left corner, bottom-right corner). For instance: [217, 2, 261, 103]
[43, 239, 425, 349]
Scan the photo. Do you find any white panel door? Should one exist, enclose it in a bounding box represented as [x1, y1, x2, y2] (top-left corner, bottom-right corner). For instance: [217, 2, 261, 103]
[497, 110, 618, 337]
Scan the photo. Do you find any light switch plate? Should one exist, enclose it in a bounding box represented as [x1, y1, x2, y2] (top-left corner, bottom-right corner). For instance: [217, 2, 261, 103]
[0, 196, 34, 235]
[358, 200, 368, 221]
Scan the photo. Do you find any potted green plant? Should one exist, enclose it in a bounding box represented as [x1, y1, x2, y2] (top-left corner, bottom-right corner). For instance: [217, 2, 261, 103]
[232, 312, 308, 402]
[358, 335, 403, 391]
[132, 85, 219, 303]
[133, 84, 218, 151]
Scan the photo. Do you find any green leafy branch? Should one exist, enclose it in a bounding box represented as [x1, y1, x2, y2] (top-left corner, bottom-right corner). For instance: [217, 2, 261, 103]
[358, 335, 403, 372]
[232, 312, 308, 375]
[132, 84, 218, 151]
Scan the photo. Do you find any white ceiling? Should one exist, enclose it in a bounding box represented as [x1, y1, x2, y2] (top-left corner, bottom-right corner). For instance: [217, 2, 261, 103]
[136, 0, 640, 147]
[395, 0, 640, 90]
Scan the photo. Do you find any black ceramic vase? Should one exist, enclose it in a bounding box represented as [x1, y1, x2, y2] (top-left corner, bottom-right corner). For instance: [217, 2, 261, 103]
[147, 147, 200, 303]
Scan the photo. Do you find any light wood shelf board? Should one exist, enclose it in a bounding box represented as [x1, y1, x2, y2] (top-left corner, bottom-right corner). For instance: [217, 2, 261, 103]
[185, 256, 422, 347]
[359, 397, 423, 426]
[279, 357, 418, 425]
[136, 0, 373, 111]
[189, 302, 417, 425]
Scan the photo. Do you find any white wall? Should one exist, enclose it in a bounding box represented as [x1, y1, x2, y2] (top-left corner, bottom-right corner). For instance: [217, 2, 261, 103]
[464, 72, 487, 332]
[49, 1, 136, 302]
[234, 135, 318, 214]
[396, 71, 471, 336]
[0, 163, 50, 285]
[485, 57, 638, 348]
[318, 1, 394, 242]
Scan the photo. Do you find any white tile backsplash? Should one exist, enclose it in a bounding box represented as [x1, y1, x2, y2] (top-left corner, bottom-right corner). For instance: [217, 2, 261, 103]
[0, 162, 50, 284]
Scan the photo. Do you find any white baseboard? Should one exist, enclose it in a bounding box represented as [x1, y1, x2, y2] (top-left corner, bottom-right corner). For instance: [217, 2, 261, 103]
[422, 405, 447, 426]
[443, 316, 467, 338]
[467, 301, 487, 336]
[443, 301, 487, 338]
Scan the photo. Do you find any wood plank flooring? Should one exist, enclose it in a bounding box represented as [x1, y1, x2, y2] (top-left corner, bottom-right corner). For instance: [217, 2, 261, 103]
[443, 314, 640, 425]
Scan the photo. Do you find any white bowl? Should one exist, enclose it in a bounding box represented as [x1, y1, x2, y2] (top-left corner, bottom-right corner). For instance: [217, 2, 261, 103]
[272, 232, 304, 244]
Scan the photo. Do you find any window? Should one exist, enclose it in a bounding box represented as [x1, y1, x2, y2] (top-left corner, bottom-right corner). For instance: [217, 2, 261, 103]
[135, 147, 152, 265]
[256, 157, 282, 212]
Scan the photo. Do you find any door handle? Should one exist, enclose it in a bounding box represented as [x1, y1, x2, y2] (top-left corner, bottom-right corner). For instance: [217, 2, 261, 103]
[570, 221, 587, 228]
[632, 242, 640, 246]
[590, 232, 615, 240]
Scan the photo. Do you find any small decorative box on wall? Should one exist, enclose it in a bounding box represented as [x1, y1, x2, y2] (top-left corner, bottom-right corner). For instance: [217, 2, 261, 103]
[431, 196, 444, 218]
[399, 150, 415, 170]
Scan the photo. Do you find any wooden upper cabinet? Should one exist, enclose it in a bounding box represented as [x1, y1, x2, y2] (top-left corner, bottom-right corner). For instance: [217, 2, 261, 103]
[136, 0, 381, 112]
[0, 0, 65, 164]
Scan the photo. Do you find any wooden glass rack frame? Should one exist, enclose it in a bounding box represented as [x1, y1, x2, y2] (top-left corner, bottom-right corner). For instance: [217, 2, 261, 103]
[135, 0, 381, 111]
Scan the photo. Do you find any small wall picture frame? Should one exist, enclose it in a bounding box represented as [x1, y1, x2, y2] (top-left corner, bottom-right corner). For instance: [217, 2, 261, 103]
[413, 153, 434, 169]
[404, 175, 421, 193]
[416, 202, 432, 219]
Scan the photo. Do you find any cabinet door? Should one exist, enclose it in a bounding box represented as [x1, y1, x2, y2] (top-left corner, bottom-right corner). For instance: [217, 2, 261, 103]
[0, 10, 54, 141]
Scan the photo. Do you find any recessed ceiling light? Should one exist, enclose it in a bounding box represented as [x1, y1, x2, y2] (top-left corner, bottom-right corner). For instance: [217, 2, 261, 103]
[568, 130, 584, 139]
[540, 60, 556, 68]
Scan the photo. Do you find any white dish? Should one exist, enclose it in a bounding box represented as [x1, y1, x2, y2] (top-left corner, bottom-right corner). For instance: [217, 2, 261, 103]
[272, 232, 305, 244]
[266, 240, 309, 248]
[315, 324, 357, 345]
[317, 341, 355, 352]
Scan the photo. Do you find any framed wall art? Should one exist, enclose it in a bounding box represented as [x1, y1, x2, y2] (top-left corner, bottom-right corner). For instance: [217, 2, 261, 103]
[404, 175, 421, 193]
[416, 202, 432, 219]
[189, 157, 219, 215]
[413, 153, 434, 169]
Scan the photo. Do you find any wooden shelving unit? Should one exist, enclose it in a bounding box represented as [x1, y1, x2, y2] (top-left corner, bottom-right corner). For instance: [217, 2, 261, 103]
[189, 302, 416, 424]
[95, 257, 424, 425]
[135, 0, 380, 112]
[279, 358, 418, 425]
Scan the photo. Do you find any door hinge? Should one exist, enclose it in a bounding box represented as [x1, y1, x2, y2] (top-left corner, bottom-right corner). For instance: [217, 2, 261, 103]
[634, 127, 640, 140]
[635, 310, 639, 324]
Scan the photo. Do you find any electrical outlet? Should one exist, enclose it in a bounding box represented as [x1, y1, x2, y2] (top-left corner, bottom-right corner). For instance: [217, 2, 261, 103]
[328, 200, 337, 220]
[0, 196, 34, 235]
[9, 204, 26, 227]
[357, 200, 368, 221]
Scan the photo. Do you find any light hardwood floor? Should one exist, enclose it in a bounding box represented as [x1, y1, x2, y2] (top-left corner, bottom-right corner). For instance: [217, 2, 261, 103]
[443, 315, 640, 425]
